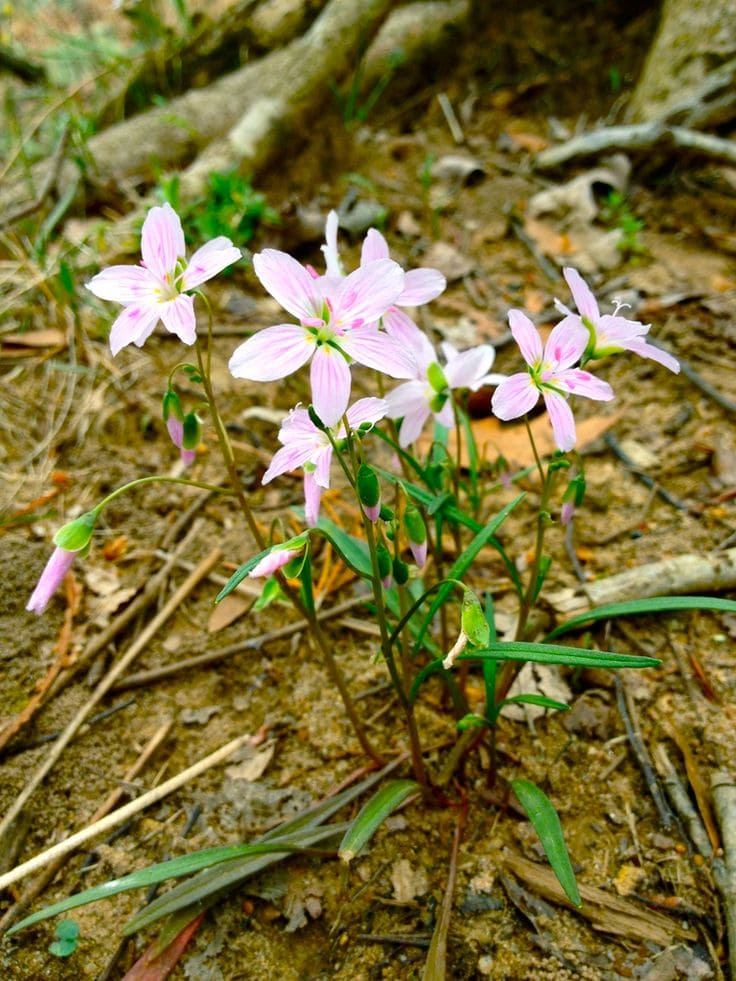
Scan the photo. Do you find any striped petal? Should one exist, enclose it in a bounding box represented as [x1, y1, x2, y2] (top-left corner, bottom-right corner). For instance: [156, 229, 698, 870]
[141, 203, 185, 281]
[229, 325, 314, 381]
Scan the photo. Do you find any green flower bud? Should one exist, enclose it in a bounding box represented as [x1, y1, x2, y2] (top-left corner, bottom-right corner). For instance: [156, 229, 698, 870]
[357, 463, 380, 510]
[392, 557, 409, 585]
[403, 506, 426, 546]
[53, 510, 97, 553]
[461, 589, 490, 647]
[162, 388, 183, 423]
[182, 412, 202, 450]
[427, 361, 448, 393]
[376, 541, 392, 581]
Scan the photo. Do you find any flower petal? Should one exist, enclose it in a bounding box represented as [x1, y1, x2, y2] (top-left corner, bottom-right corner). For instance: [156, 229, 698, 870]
[332, 259, 404, 327]
[397, 404, 431, 447]
[253, 249, 324, 322]
[543, 390, 576, 451]
[86, 265, 156, 303]
[361, 228, 390, 263]
[624, 338, 680, 373]
[444, 345, 496, 390]
[263, 440, 315, 483]
[543, 316, 588, 371]
[385, 380, 428, 419]
[26, 546, 76, 614]
[304, 471, 322, 526]
[384, 308, 434, 371]
[313, 445, 333, 488]
[108, 303, 161, 355]
[508, 309, 543, 367]
[229, 324, 314, 381]
[491, 372, 539, 420]
[310, 346, 351, 427]
[345, 397, 388, 430]
[556, 368, 614, 401]
[159, 294, 197, 345]
[341, 327, 416, 379]
[321, 210, 343, 277]
[181, 238, 241, 290]
[249, 548, 300, 578]
[141, 203, 185, 281]
[398, 267, 446, 306]
[563, 266, 599, 323]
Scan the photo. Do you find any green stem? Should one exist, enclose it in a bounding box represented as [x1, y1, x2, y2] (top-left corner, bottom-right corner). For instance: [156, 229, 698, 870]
[93, 475, 229, 514]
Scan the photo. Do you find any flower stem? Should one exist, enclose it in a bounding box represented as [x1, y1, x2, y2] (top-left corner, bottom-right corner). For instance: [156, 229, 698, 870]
[193, 339, 381, 764]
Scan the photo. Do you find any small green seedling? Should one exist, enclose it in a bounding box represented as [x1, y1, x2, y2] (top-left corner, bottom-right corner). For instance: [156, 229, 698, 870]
[48, 920, 80, 958]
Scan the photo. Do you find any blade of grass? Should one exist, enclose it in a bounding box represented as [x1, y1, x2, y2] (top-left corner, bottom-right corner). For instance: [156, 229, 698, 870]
[339, 781, 419, 862]
[546, 595, 736, 641]
[511, 779, 580, 907]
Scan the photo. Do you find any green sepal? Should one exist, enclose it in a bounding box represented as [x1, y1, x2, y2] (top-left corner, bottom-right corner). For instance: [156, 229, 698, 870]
[392, 557, 409, 585]
[162, 388, 183, 422]
[427, 360, 448, 393]
[307, 405, 328, 431]
[403, 504, 426, 546]
[563, 473, 586, 507]
[53, 511, 97, 553]
[376, 541, 392, 580]
[253, 577, 285, 611]
[182, 412, 201, 450]
[379, 504, 394, 522]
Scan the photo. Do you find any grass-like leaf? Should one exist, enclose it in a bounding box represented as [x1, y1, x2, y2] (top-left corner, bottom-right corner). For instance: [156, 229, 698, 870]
[546, 595, 736, 641]
[459, 640, 659, 670]
[511, 779, 581, 907]
[499, 694, 570, 712]
[339, 781, 419, 862]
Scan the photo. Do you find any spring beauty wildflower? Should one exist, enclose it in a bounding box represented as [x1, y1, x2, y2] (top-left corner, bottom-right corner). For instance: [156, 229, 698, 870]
[385, 309, 503, 447]
[491, 310, 614, 452]
[229, 250, 411, 426]
[26, 547, 76, 614]
[262, 398, 387, 526]
[86, 203, 241, 355]
[556, 267, 680, 373]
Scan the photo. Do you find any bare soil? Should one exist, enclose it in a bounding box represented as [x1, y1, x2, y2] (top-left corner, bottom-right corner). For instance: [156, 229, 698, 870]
[1, 2, 736, 979]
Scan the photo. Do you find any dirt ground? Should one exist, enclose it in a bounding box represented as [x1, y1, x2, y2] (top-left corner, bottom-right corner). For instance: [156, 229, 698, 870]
[2, 1, 736, 978]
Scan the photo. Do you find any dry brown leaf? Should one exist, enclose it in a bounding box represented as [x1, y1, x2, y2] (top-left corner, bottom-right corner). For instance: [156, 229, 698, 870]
[444, 411, 622, 469]
[2, 328, 66, 348]
[523, 217, 570, 257]
[207, 593, 251, 633]
[225, 743, 275, 782]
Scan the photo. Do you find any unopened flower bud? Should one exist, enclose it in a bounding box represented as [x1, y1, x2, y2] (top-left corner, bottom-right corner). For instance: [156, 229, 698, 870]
[392, 557, 410, 585]
[461, 589, 490, 647]
[376, 540, 392, 588]
[403, 506, 427, 568]
[357, 463, 381, 522]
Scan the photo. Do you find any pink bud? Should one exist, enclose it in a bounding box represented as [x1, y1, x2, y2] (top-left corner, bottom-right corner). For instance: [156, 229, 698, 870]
[26, 546, 76, 615]
[364, 502, 381, 523]
[561, 501, 575, 525]
[166, 415, 196, 466]
[409, 540, 427, 569]
[248, 548, 299, 579]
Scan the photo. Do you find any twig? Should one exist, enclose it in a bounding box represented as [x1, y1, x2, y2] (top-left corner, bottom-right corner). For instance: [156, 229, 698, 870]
[0, 729, 252, 894]
[2, 697, 136, 759]
[547, 546, 736, 617]
[0, 546, 221, 843]
[509, 217, 560, 281]
[653, 743, 712, 860]
[422, 800, 467, 980]
[675, 354, 736, 414]
[113, 594, 369, 690]
[604, 432, 688, 512]
[0, 721, 172, 932]
[614, 675, 675, 830]
[436, 92, 464, 144]
[712, 770, 736, 981]
[535, 121, 736, 171]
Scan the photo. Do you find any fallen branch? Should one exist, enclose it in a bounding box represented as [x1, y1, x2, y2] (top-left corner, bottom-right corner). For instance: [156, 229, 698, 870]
[712, 770, 736, 981]
[535, 122, 736, 171]
[547, 548, 736, 618]
[503, 852, 696, 945]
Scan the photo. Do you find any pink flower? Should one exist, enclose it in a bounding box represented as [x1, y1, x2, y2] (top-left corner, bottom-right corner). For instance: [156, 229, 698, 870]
[491, 310, 614, 452]
[248, 547, 300, 578]
[385, 310, 503, 447]
[26, 546, 76, 614]
[229, 249, 411, 426]
[86, 203, 241, 355]
[560, 500, 576, 525]
[556, 267, 679, 373]
[360, 226, 446, 309]
[262, 398, 387, 525]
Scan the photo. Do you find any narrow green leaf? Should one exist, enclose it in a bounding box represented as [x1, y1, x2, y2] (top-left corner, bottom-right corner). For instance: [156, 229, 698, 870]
[124, 823, 348, 935]
[311, 517, 372, 578]
[459, 640, 658, 670]
[511, 779, 581, 907]
[546, 595, 736, 641]
[411, 494, 525, 655]
[498, 694, 570, 712]
[409, 659, 445, 704]
[338, 781, 419, 862]
[215, 547, 279, 602]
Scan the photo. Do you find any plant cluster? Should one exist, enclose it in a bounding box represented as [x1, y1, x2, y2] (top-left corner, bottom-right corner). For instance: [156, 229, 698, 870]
[15, 200, 724, 959]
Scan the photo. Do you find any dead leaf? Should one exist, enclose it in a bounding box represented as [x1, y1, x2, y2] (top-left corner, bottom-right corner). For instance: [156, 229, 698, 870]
[225, 743, 275, 782]
[391, 859, 429, 902]
[441, 410, 622, 469]
[1, 329, 66, 349]
[102, 536, 128, 561]
[208, 594, 251, 633]
[84, 565, 122, 596]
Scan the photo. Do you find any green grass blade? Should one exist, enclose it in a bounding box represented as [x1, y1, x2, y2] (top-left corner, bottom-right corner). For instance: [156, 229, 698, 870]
[125, 823, 348, 935]
[339, 781, 419, 862]
[459, 640, 658, 670]
[311, 518, 373, 578]
[511, 779, 581, 907]
[8, 838, 330, 936]
[546, 595, 736, 640]
[499, 694, 570, 712]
